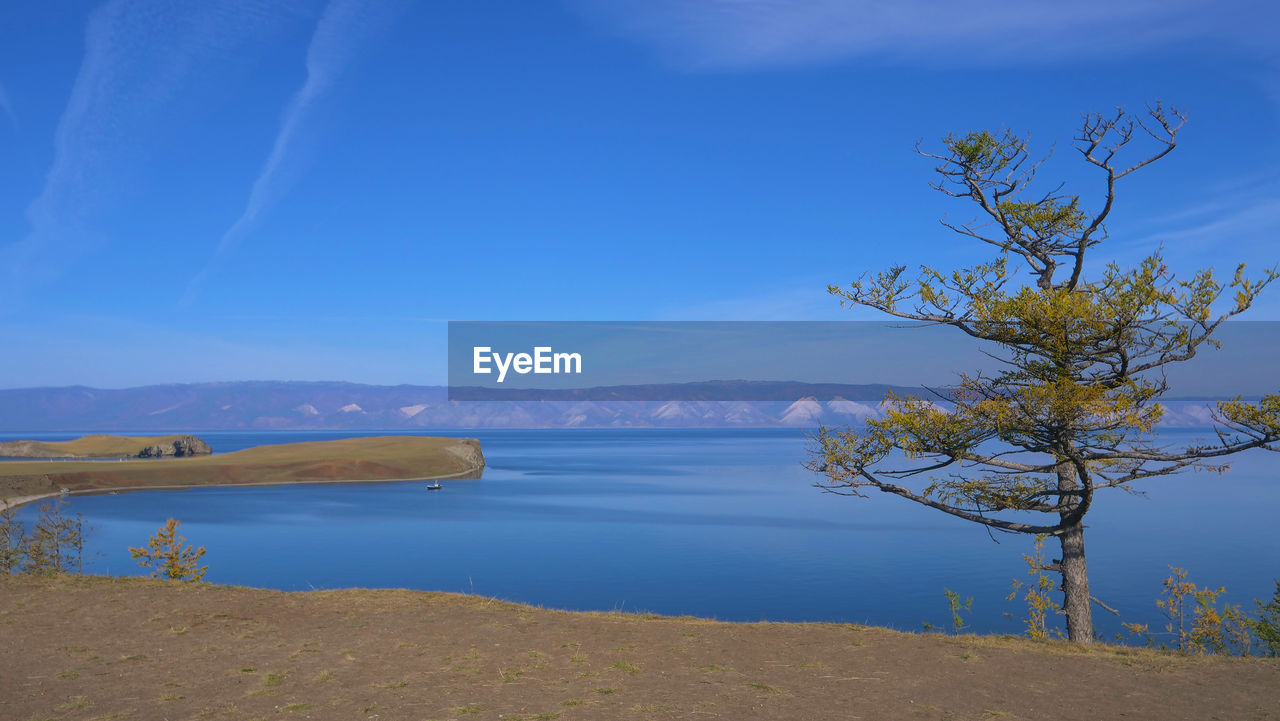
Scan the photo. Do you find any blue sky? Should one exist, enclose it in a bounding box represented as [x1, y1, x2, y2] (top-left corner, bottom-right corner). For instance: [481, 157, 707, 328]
[1, 0, 1278, 388]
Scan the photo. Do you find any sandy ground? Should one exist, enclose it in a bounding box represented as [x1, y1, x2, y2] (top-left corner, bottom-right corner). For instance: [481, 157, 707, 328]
[2, 575, 1278, 721]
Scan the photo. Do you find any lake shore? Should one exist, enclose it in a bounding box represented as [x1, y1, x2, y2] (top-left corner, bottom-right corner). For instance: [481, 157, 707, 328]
[0, 435, 484, 508]
[1, 466, 483, 510]
[3, 574, 1277, 721]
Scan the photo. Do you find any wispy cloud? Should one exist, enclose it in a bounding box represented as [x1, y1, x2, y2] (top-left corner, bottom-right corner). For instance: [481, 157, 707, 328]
[656, 282, 858, 321]
[183, 0, 408, 304]
[1158, 194, 1280, 318]
[1133, 197, 1280, 263]
[1124, 169, 1280, 267]
[0, 0, 299, 312]
[570, 0, 1272, 70]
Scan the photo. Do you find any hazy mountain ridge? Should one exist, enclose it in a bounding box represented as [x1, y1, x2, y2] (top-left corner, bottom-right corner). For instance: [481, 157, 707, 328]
[0, 381, 1230, 431]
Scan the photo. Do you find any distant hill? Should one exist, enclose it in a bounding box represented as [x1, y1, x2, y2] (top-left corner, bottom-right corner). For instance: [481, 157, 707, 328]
[0, 381, 1230, 431]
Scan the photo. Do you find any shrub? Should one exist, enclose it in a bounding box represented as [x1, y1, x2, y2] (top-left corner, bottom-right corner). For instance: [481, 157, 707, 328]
[1007, 535, 1061, 640]
[1252, 580, 1280, 657]
[129, 518, 207, 581]
[1156, 567, 1252, 655]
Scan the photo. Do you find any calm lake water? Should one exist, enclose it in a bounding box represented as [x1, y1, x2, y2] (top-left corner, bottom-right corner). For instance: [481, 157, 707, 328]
[8, 428, 1279, 639]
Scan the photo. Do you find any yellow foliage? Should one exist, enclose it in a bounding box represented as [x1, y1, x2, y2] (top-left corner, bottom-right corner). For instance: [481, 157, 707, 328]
[129, 518, 207, 582]
[1006, 535, 1061, 640]
[816, 106, 1280, 645]
[1156, 566, 1251, 655]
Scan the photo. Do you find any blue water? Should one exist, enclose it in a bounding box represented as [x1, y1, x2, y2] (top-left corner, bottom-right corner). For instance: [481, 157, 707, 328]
[7, 428, 1279, 639]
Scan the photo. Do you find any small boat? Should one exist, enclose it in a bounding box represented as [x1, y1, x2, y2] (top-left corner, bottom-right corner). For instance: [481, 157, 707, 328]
[426, 481, 443, 491]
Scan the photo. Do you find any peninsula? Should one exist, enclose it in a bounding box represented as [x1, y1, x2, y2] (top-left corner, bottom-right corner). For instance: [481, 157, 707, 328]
[0, 433, 212, 459]
[0, 435, 484, 507]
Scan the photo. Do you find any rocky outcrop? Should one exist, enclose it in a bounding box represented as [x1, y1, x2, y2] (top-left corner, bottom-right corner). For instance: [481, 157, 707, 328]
[0, 434, 213, 459]
[445, 438, 486, 473]
[0, 440, 53, 458]
[137, 435, 212, 458]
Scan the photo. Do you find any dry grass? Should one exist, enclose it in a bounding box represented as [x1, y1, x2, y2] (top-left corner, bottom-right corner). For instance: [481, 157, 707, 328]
[0, 436, 483, 502]
[0, 434, 199, 459]
[3, 574, 1278, 721]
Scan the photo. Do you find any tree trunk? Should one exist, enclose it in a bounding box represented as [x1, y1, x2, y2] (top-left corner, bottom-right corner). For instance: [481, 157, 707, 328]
[1058, 522, 1093, 642]
[1055, 458, 1093, 642]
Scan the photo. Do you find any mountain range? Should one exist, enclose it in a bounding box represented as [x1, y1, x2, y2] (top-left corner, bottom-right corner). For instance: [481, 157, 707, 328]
[0, 381, 1229, 431]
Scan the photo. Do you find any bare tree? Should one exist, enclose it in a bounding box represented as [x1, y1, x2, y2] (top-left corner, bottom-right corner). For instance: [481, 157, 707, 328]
[6, 499, 94, 575]
[0, 501, 26, 574]
[815, 103, 1280, 643]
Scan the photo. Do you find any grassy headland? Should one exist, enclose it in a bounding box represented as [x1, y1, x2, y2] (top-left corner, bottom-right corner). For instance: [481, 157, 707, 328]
[1, 574, 1277, 720]
[0, 435, 484, 507]
[0, 433, 210, 459]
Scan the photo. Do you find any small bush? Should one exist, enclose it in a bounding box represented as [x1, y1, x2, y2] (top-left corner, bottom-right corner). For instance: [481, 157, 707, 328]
[943, 588, 973, 634]
[1006, 535, 1061, 640]
[1252, 580, 1280, 657]
[1157, 566, 1252, 655]
[129, 518, 207, 581]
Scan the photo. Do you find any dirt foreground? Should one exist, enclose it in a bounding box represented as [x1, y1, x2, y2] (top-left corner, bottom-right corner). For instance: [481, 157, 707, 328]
[2, 575, 1277, 721]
